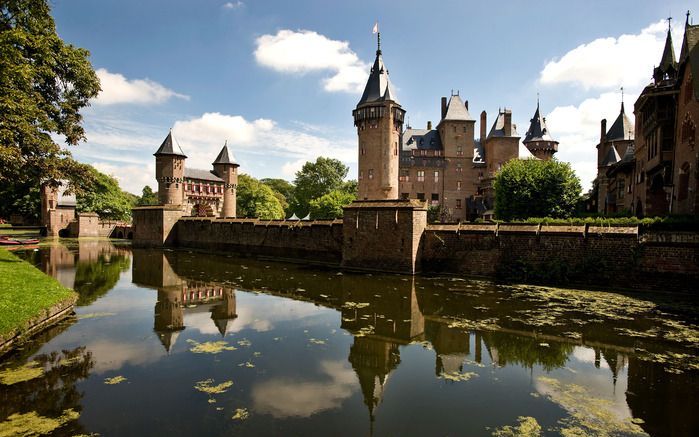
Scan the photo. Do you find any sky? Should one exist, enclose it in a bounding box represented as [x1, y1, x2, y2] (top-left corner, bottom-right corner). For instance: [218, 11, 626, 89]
[49, 0, 696, 194]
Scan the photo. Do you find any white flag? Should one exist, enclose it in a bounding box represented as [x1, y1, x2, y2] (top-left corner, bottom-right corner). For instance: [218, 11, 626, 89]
[372, 22, 379, 34]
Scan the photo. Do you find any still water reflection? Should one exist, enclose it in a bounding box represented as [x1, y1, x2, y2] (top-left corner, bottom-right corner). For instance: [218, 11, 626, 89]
[2, 240, 698, 436]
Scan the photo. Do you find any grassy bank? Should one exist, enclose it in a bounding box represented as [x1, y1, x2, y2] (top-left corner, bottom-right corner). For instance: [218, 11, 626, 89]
[0, 249, 76, 338]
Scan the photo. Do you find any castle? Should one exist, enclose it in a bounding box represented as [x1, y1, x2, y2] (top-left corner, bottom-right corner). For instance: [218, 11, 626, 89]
[596, 15, 699, 216]
[354, 36, 558, 220]
[154, 131, 240, 217]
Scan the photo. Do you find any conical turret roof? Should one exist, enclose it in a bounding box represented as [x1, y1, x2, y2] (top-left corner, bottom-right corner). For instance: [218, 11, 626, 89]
[357, 48, 400, 106]
[523, 101, 557, 144]
[606, 103, 634, 141]
[658, 26, 677, 73]
[442, 94, 473, 121]
[212, 142, 239, 166]
[154, 131, 187, 157]
[602, 145, 621, 167]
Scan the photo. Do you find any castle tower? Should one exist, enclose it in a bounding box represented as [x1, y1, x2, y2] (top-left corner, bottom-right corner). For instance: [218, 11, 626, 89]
[212, 142, 239, 218]
[154, 131, 187, 206]
[523, 99, 559, 160]
[353, 33, 405, 200]
[653, 20, 678, 83]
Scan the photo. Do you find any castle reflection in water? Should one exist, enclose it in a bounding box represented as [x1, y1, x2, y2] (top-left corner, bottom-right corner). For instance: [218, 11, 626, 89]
[20, 242, 699, 436]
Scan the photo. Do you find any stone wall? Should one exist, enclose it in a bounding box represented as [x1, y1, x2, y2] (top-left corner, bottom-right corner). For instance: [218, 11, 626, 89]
[422, 223, 699, 292]
[176, 217, 343, 263]
[132, 206, 184, 247]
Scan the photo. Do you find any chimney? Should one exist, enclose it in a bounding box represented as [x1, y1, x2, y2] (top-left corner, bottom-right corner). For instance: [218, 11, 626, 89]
[600, 119, 607, 143]
[427, 120, 432, 130]
[465, 100, 469, 111]
[480, 111, 487, 142]
[441, 97, 447, 119]
[503, 110, 512, 136]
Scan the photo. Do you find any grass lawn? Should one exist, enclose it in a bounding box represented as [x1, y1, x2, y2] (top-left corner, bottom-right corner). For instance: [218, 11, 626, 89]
[0, 249, 76, 338]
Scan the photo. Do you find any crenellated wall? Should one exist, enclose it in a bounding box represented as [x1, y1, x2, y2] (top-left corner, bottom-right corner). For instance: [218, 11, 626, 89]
[132, 206, 699, 292]
[176, 217, 343, 263]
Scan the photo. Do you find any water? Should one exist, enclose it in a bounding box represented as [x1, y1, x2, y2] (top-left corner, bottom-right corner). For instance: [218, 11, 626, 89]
[1, 239, 698, 436]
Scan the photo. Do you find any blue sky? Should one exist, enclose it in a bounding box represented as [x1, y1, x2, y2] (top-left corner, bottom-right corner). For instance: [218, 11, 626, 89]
[51, 0, 695, 193]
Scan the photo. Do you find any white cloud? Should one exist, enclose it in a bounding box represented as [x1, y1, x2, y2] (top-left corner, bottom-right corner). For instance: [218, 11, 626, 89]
[251, 360, 357, 417]
[222, 1, 244, 9]
[92, 161, 156, 195]
[546, 91, 630, 191]
[93, 68, 189, 105]
[254, 30, 369, 93]
[540, 20, 681, 90]
[172, 112, 355, 173]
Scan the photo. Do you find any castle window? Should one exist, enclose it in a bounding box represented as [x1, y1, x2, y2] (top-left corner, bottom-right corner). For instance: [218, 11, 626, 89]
[455, 199, 462, 209]
[431, 193, 439, 206]
[368, 169, 374, 180]
[417, 193, 425, 201]
[434, 171, 439, 183]
[399, 169, 410, 182]
[401, 193, 409, 200]
[417, 170, 425, 182]
[457, 181, 462, 190]
[456, 163, 463, 173]
[359, 170, 363, 180]
[617, 179, 625, 199]
[456, 146, 463, 156]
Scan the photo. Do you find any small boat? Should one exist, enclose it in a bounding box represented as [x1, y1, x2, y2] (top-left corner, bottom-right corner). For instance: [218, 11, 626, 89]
[0, 237, 40, 245]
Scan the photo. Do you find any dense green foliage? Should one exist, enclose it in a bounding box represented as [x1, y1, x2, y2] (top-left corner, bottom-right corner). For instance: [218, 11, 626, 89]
[237, 174, 284, 220]
[494, 159, 581, 220]
[136, 186, 158, 206]
[75, 165, 136, 221]
[0, 249, 76, 336]
[0, 0, 100, 187]
[260, 178, 295, 216]
[293, 157, 349, 216]
[308, 190, 356, 219]
[488, 215, 699, 231]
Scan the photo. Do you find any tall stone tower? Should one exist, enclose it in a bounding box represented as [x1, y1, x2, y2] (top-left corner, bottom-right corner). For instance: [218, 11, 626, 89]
[523, 99, 559, 160]
[154, 131, 187, 206]
[212, 142, 239, 218]
[353, 34, 405, 200]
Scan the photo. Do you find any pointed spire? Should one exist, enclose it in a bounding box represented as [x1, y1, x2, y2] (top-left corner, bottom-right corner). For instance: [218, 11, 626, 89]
[606, 98, 634, 141]
[154, 129, 187, 157]
[357, 33, 400, 106]
[212, 141, 239, 166]
[655, 18, 678, 81]
[523, 98, 555, 144]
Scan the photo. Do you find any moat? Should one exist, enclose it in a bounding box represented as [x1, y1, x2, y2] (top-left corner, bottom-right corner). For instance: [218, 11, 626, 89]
[1, 240, 698, 436]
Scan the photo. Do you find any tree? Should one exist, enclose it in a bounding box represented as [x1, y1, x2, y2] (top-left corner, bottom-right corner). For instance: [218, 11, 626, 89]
[308, 190, 356, 219]
[0, 0, 100, 188]
[75, 165, 137, 221]
[137, 185, 158, 206]
[494, 159, 582, 220]
[261, 178, 295, 216]
[237, 174, 284, 219]
[293, 157, 349, 215]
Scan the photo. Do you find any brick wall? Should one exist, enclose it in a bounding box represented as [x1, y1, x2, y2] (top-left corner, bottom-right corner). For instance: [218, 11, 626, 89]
[176, 218, 343, 263]
[422, 224, 699, 292]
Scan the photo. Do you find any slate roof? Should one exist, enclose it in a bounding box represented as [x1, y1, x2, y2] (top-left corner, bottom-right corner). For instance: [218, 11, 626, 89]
[487, 110, 519, 138]
[184, 168, 223, 182]
[606, 103, 634, 141]
[357, 50, 400, 106]
[523, 102, 557, 144]
[602, 145, 621, 167]
[680, 22, 699, 61]
[401, 128, 442, 150]
[154, 131, 187, 157]
[657, 27, 678, 74]
[212, 143, 239, 166]
[680, 23, 699, 100]
[443, 94, 473, 121]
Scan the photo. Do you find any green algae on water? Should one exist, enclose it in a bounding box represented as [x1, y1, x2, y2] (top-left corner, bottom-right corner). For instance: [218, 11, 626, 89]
[0, 361, 44, 385]
[439, 371, 478, 382]
[0, 408, 79, 437]
[104, 376, 127, 385]
[232, 408, 249, 421]
[194, 378, 233, 395]
[491, 416, 542, 437]
[187, 339, 237, 354]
